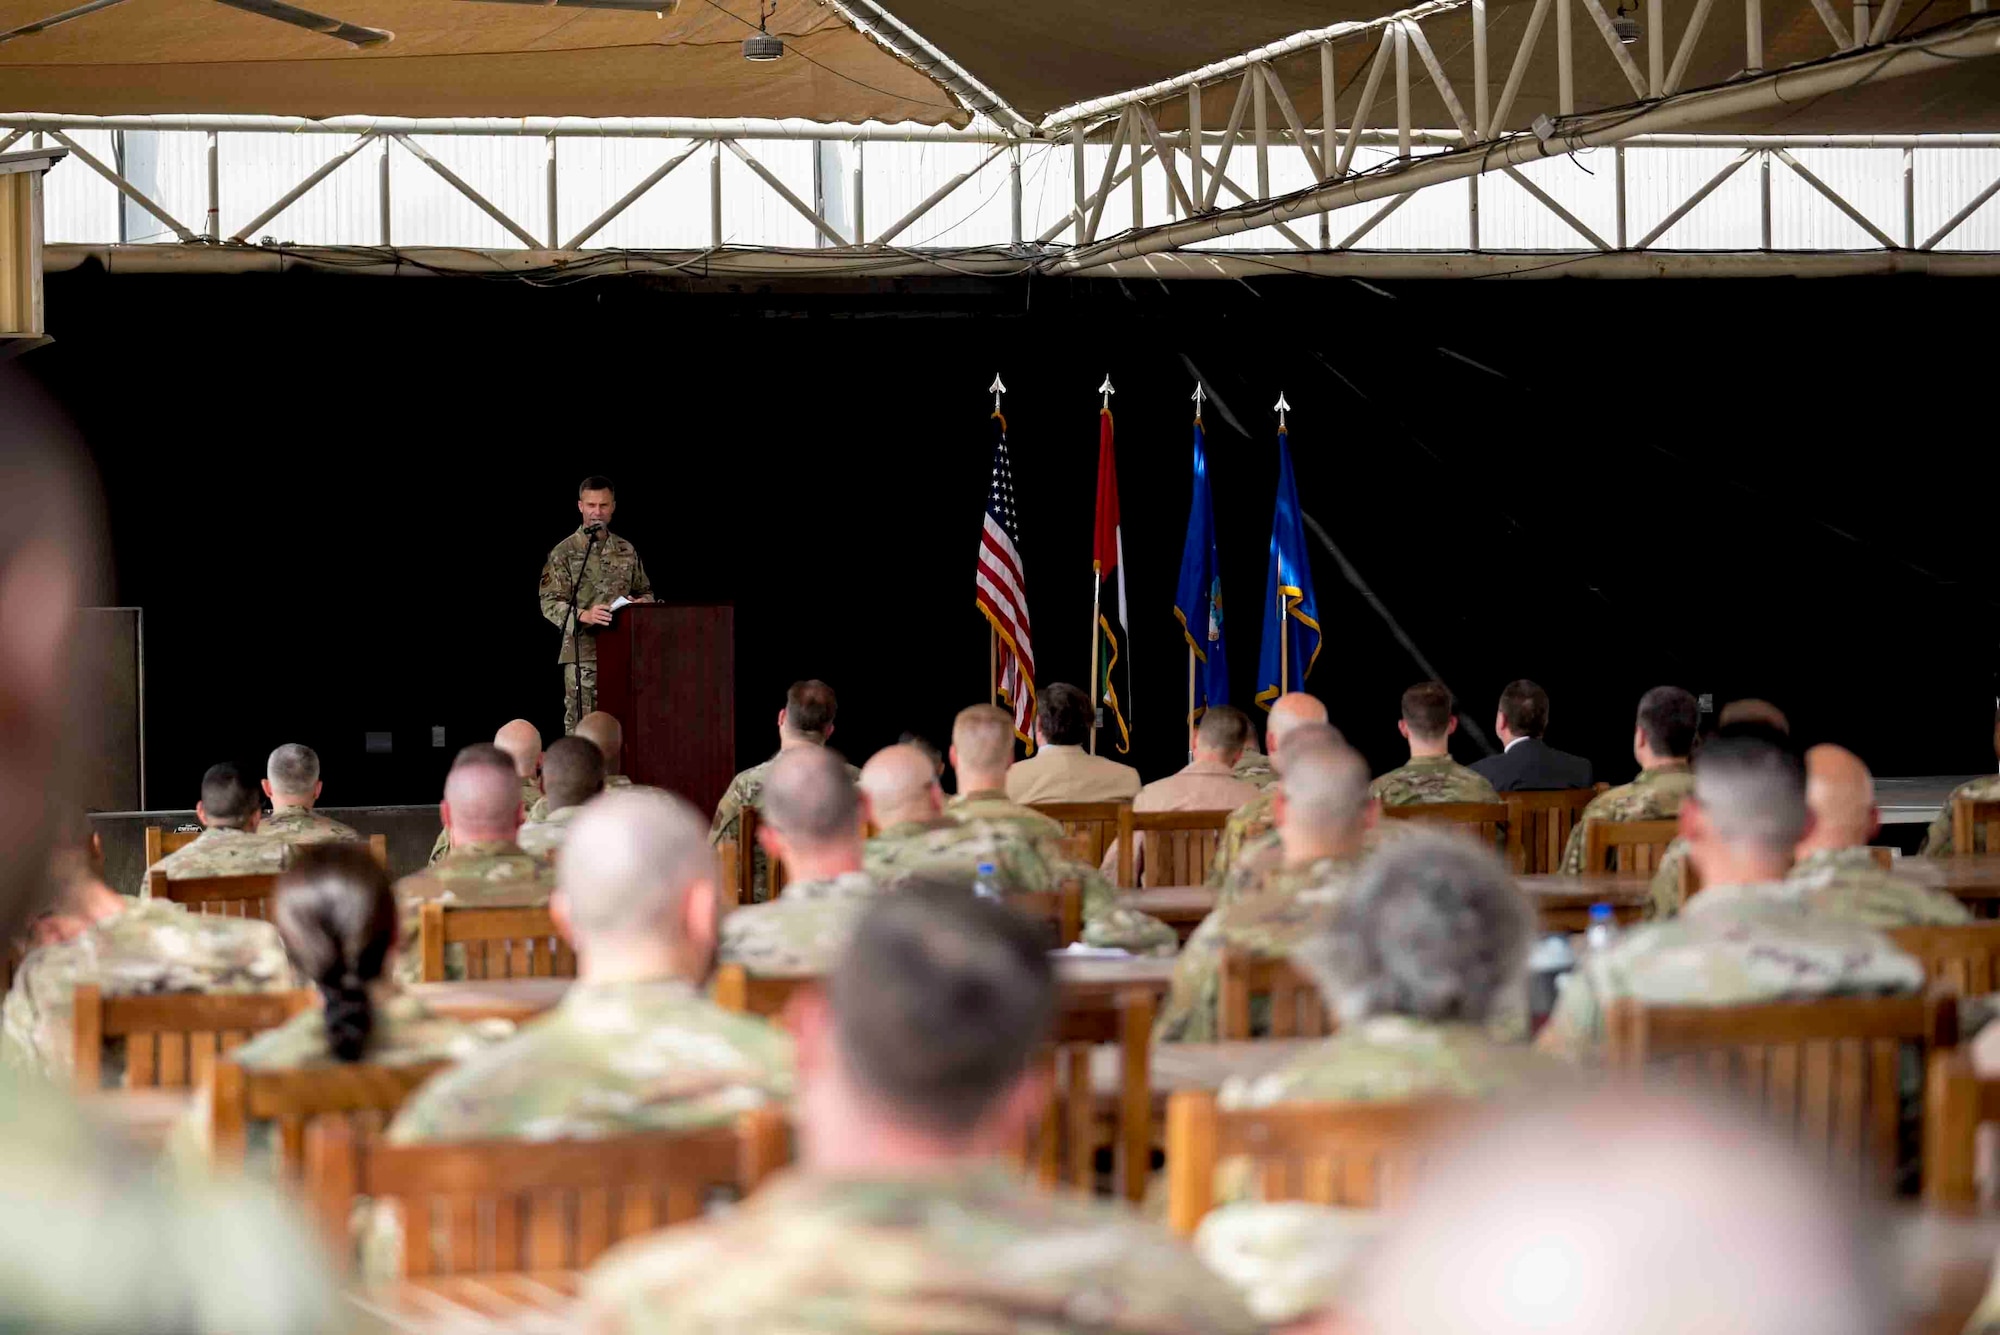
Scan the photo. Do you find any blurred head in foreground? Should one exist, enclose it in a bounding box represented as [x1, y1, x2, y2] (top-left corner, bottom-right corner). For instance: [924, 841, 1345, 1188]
[795, 883, 1055, 1167]
[1343, 1088, 1889, 1335]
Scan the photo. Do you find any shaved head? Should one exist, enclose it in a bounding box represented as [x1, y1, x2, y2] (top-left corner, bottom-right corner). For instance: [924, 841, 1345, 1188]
[444, 745, 524, 841]
[494, 720, 543, 779]
[861, 744, 943, 827]
[557, 789, 716, 941]
[575, 712, 623, 772]
[1802, 744, 1877, 852]
[762, 745, 862, 847]
[1275, 737, 1371, 833]
[1350, 1089, 1888, 1335]
[1267, 692, 1331, 760]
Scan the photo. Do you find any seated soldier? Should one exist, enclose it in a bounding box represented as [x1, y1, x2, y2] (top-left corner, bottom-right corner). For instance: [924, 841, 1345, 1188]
[718, 745, 883, 976]
[867, 742, 1174, 956]
[429, 719, 543, 863]
[529, 712, 636, 820]
[1108, 705, 1261, 887]
[583, 886, 1261, 1335]
[176, 844, 512, 1168]
[1209, 692, 1331, 892]
[1644, 697, 1790, 915]
[1921, 700, 2000, 857]
[257, 743, 360, 844]
[1155, 727, 1370, 1044]
[1538, 725, 1925, 1062]
[138, 761, 289, 894]
[1558, 685, 1699, 874]
[3, 811, 291, 1086]
[1003, 681, 1142, 804]
[711, 679, 856, 903]
[1234, 738, 1276, 791]
[392, 744, 553, 983]
[519, 735, 606, 860]
[387, 788, 791, 1143]
[1369, 681, 1499, 808]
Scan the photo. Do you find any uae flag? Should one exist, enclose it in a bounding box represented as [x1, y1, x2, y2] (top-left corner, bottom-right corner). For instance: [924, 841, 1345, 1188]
[1093, 404, 1132, 753]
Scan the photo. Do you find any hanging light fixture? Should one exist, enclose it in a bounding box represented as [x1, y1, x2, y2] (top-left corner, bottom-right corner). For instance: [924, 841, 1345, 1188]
[743, 0, 782, 59]
[1612, 1, 1641, 42]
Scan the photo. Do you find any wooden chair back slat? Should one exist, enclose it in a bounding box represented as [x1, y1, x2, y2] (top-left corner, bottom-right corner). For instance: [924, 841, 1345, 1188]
[1381, 802, 1522, 871]
[210, 1057, 449, 1177]
[1030, 803, 1134, 886]
[1502, 790, 1599, 875]
[1218, 950, 1332, 1041]
[418, 903, 574, 984]
[1954, 799, 2000, 859]
[1011, 878, 1084, 949]
[305, 1108, 790, 1278]
[1584, 818, 1681, 876]
[1165, 1089, 1464, 1236]
[1887, 924, 2000, 997]
[146, 826, 200, 862]
[1921, 1050, 2000, 1209]
[148, 870, 280, 921]
[73, 985, 314, 1092]
[716, 841, 741, 910]
[1131, 810, 1233, 889]
[1606, 992, 1953, 1197]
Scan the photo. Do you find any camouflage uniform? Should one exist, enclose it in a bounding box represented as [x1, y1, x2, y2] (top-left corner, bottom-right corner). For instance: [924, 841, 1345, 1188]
[0, 1065, 338, 1334]
[1154, 856, 1357, 1044]
[717, 871, 886, 975]
[1207, 792, 1276, 894]
[711, 751, 862, 904]
[583, 1164, 1262, 1335]
[1558, 761, 1694, 875]
[540, 525, 652, 733]
[1, 899, 292, 1086]
[518, 803, 583, 861]
[258, 806, 360, 845]
[1653, 844, 1970, 924]
[866, 818, 1177, 957]
[1535, 882, 1925, 1062]
[528, 773, 632, 824]
[387, 978, 793, 1143]
[391, 840, 554, 983]
[1233, 752, 1277, 792]
[138, 824, 290, 897]
[1919, 773, 2000, 857]
[429, 776, 542, 866]
[943, 788, 1068, 842]
[1367, 755, 1500, 807]
[1645, 837, 1694, 919]
[1222, 1014, 1568, 1107]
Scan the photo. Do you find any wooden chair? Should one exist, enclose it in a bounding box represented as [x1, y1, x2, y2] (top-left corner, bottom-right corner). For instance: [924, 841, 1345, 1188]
[1039, 985, 1156, 1203]
[1584, 818, 1681, 876]
[1954, 799, 2000, 859]
[1165, 1089, 1464, 1236]
[1888, 924, 2000, 996]
[72, 984, 314, 1092]
[149, 869, 280, 919]
[1504, 790, 1598, 875]
[418, 903, 574, 983]
[306, 1108, 790, 1279]
[1219, 950, 1332, 1041]
[1923, 1049, 2000, 1209]
[144, 825, 201, 864]
[1606, 991, 1956, 1196]
[1013, 877, 1084, 948]
[1381, 802, 1523, 871]
[1031, 802, 1133, 882]
[210, 1056, 449, 1177]
[716, 840, 741, 910]
[1129, 810, 1233, 889]
[367, 833, 388, 868]
[738, 807, 788, 900]
[710, 964, 815, 1019]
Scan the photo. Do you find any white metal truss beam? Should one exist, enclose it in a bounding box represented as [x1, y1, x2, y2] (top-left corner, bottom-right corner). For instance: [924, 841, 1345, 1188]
[824, 0, 1033, 135]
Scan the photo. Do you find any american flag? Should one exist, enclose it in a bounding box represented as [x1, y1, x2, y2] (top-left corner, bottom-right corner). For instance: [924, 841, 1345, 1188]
[975, 412, 1036, 749]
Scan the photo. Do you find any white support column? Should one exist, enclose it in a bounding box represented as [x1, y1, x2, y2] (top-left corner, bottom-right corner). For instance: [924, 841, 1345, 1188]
[1136, 106, 1195, 216]
[1759, 148, 1772, 248]
[1253, 63, 1270, 197]
[1131, 112, 1145, 230]
[1010, 142, 1023, 244]
[563, 139, 704, 250]
[1406, 20, 1476, 139]
[1901, 144, 1914, 246]
[1805, 0, 1853, 50]
[1666, 0, 1718, 93]
[1261, 62, 1324, 177]
[1580, 0, 1651, 97]
[1395, 22, 1413, 159]
[1468, 173, 1481, 247]
[1855, 0, 1870, 43]
[544, 136, 558, 249]
[1188, 85, 1204, 207]
[1473, 0, 1490, 136]
[852, 139, 865, 243]
[1650, 0, 1665, 93]
[378, 134, 391, 246]
[1868, 0, 1904, 40]
[1746, 0, 1764, 70]
[1558, 0, 1575, 114]
[1615, 144, 1627, 246]
[1085, 112, 1129, 242]
[1492, 0, 1554, 135]
[1207, 69, 1254, 208]
[1322, 41, 1339, 170]
[1338, 35, 1393, 175]
[204, 130, 219, 240]
[710, 140, 723, 248]
[1072, 124, 1087, 240]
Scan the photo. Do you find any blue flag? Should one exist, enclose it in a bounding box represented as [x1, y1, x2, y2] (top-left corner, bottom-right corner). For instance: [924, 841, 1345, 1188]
[1172, 416, 1229, 719]
[1255, 426, 1321, 709]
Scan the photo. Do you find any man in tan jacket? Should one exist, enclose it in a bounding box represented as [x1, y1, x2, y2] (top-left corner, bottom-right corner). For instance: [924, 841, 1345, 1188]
[1107, 706, 1262, 885]
[1003, 683, 1141, 805]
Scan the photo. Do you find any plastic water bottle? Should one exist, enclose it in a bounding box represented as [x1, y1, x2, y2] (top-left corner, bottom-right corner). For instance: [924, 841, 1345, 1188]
[1586, 903, 1618, 953]
[973, 861, 1003, 902]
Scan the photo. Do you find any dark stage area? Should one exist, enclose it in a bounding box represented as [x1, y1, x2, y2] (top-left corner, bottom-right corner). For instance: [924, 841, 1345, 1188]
[23, 262, 1998, 809]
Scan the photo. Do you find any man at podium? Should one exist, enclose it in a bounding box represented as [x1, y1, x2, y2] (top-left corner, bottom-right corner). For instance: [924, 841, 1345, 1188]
[539, 475, 653, 732]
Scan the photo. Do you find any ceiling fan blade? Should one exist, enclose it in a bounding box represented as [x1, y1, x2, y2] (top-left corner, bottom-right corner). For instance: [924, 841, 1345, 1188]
[0, 0, 135, 46]
[457, 0, 680, 10]
[209, 0, 392, 44]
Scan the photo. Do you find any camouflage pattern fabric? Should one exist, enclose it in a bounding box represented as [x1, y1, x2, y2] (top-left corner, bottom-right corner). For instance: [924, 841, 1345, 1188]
[0, 1065, 338, 1334]
[711, 751, 862, 904]
[1653, 844, 1970, 925]
[1233, 752, 1277, 792]
[1535, 882, 1925, 1062]
[1221, 1015, 1568, 1106]
[429, 776, 542, 866]
[1919, 773, 2000, 857]
[1, 898, 292, 1086]
[387, 978, 793, 1143]
[716, 871, 887, 975]
[518, 803, 583, 861]
[1645, 837, 1693, 919]
[1153, 856, 1357, 1044]
[528, 773, 632, 824]
[1558, 762, 1694, 875]
[1207, 792, 1275, 893]
[541, 526, 650, 731]
[138, 825, 290, 897]
[391, 840, 554, 983]
[1367, 755, 1500, 808]
[582, 1165, 1262, 1335]
[1214, 830, 1286, 905]
[866, 818, 1176, 956]
[258, 806, 361, 845]
[943, 789, 1068, 842]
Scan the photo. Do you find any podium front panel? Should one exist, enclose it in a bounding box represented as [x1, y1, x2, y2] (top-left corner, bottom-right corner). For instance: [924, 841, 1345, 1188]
[594, 604, 735, 816]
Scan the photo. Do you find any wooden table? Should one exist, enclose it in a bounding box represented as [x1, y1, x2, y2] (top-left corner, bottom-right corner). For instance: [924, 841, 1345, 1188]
[1088, 1037, 1321, 1099]
[347, 1272, 579, 1333]
[1894, 855, 2000, 915]
[1052, 954, 1178, 1002]
[1117, 886, 1214, 941]
[1516, 874, 1652, 931]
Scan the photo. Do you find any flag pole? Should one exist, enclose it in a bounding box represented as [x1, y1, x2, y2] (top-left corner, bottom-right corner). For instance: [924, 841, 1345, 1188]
[1188, 379, 1205, 730]
[1274, 390, 1291, 695]
[989, 372, 1006, 708]
[1089, 373, 1116, 757]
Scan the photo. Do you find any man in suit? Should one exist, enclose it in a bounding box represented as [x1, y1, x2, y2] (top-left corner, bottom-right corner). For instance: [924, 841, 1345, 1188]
[1002, 682, 1142, 805]
[1471, 679, 1594, 793]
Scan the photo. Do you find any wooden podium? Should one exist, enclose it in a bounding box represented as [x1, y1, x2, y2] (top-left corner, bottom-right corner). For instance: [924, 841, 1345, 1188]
[592, 604, 736, 817]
